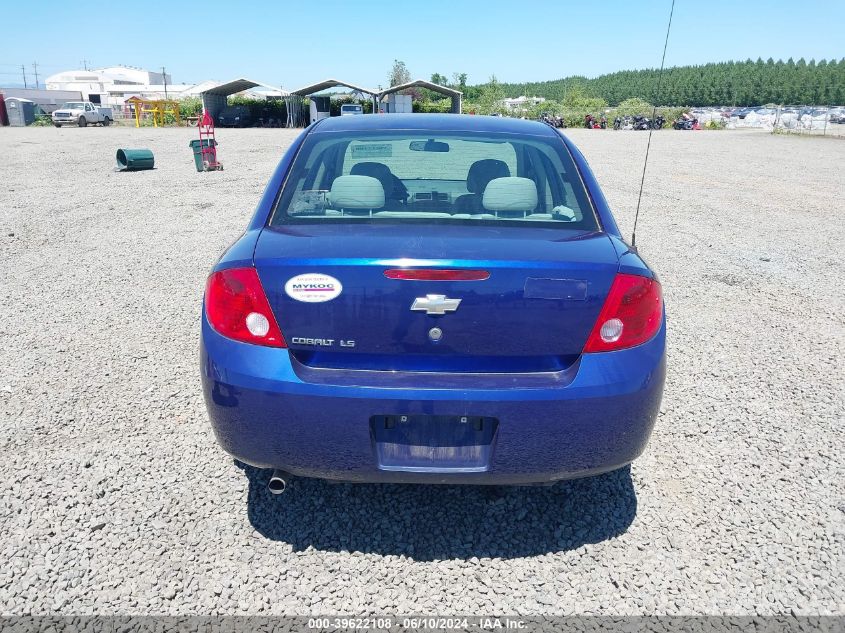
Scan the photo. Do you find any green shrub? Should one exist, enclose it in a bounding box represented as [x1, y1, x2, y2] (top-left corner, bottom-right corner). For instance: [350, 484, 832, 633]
[613, 97, 653, 118]
[229, 95, 287, 122]
[413, 100, 452, 113]
[178, 96, 202, 118]
[31, 114, 54, 127]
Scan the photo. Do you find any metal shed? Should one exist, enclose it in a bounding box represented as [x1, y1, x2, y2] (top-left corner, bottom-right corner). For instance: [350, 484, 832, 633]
[287, 79, 380, 127]
[200, 78, 288, 122]
[378, 79, 462, 114]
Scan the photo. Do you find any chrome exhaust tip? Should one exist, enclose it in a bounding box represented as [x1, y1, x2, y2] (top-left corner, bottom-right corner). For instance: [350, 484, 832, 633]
[268, 469, 288, 495]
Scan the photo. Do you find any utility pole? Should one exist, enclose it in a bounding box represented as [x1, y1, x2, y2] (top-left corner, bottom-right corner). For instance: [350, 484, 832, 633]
[32, 62, 39, 90]
[161, 66, 168, 99]
[21, 65, 28, 88]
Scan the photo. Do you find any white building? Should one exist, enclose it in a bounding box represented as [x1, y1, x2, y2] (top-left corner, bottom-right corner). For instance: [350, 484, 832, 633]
[45, 66, 287, 116]
[501, 95, 546, 111]
[44, 66, 195, 113]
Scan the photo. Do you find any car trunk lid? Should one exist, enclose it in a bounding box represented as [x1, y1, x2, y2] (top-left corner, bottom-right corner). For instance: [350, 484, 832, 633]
[254, 224, 619, 372]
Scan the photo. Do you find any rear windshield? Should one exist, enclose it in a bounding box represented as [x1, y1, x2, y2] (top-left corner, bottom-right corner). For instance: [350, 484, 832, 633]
[270, 129, 598, 230]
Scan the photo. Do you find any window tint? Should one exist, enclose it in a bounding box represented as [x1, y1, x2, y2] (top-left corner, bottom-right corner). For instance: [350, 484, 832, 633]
[271, 130, 598, 230]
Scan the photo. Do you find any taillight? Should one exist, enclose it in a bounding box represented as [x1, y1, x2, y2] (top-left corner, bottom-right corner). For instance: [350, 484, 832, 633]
[583, 273, 663, 353]
[204, 268, 286, 347]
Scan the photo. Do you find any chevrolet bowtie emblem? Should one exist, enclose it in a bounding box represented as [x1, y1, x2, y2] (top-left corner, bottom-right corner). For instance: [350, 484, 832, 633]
[410, 294, 462, 315]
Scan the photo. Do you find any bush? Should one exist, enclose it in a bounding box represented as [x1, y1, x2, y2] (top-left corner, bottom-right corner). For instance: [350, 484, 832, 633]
[178, 96, 202, 118]
[229, 95, 287, 122]
[657, 106, 688, 123]
[614, 97, 653, 118]
[560, 111, 594, 128]
[177, 96, 290, 125]
[31, 114, 54, 127]
[562, 88, 608, 113]
[414, 100, 452, 113]
[473, 76, 509, 115]
[511, 87, 612, 126]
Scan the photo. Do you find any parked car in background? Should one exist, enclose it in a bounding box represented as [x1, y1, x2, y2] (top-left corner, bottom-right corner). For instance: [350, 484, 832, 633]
[200, 114, 666, 490]
[734, 107, 757, 119]
[340, 104, 364, 116]
[51, 101, 113, 127]
[218, 105, 252, 127]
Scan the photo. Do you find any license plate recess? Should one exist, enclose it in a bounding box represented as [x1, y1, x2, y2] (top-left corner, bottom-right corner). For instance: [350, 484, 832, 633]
[370, 414, 498, 472]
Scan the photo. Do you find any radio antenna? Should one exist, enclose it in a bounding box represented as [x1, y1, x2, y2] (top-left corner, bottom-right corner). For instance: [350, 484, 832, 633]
[631, 0, 676, 250]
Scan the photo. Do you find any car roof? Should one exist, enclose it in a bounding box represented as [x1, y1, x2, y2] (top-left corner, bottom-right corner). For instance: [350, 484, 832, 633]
[310, 113, 559, 137]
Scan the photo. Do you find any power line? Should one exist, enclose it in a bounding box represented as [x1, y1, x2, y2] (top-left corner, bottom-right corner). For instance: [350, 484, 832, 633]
[631, 0, 676, 250]
[0, 62, 76, 70]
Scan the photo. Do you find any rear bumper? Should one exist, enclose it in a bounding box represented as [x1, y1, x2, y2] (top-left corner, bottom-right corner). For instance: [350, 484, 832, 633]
[200, 318, 666, 484]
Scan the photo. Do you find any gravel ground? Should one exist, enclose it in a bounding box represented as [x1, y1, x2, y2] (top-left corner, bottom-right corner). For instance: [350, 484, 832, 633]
[0, 125, 842, 616]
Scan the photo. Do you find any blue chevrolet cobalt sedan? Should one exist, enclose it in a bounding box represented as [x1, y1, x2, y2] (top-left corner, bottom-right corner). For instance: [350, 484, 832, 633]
[201, 114, 665, 490]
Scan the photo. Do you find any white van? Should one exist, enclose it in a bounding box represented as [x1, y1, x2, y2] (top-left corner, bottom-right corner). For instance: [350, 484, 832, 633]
[340, 104, 364, 116]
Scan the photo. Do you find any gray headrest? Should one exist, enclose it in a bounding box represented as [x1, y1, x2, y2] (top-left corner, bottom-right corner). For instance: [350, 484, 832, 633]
[466, 159, 511, 193]
[329, 175, 385, 209]
[482, 177, 538, 212]
[350, 162, 393, 196]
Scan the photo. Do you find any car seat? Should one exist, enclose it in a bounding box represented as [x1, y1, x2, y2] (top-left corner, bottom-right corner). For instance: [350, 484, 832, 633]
[328, 175, 385, 216]
[453, 159, 511, 213]
[350, 162, 408, 207]
[482, 177, 539, 218]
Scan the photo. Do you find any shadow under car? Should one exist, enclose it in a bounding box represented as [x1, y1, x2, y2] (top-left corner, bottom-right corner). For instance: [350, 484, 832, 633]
[239, 462, 637, 561]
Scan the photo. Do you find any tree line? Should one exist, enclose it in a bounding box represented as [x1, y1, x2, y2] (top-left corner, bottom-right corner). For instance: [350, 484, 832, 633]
[469, 58, 845, 107]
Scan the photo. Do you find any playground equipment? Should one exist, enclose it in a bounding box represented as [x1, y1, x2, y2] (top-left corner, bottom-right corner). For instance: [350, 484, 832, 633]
[189, 111, 222, 172]
[128, 97, 181, 127]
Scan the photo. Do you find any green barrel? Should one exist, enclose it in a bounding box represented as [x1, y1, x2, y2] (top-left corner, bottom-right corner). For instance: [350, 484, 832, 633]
[189, 139, 217, 172]
[116, 148, 155, 171]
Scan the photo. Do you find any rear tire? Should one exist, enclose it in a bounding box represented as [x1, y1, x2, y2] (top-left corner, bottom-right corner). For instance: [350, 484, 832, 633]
[102, 117, 111, 126]
[53, 123, 61, 128]
[78, 116, 87, 128]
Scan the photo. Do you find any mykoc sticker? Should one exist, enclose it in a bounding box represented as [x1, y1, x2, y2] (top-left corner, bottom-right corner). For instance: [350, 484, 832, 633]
[284, 274, 343, 303]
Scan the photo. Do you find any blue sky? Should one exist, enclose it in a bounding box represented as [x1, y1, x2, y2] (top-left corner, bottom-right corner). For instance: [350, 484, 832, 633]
[1, 0, 843, 89]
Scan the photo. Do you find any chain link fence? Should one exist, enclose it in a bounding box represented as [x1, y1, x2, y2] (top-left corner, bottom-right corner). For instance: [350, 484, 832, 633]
[771, 107, 845, 136]
[715, 106, 845, 136]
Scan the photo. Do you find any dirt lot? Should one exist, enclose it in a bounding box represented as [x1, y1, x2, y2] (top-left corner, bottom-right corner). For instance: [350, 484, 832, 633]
[0, 124, 842, 615]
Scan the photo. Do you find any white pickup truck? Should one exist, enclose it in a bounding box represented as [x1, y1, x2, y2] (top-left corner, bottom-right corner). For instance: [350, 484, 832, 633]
[52, 101, 113, 127]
